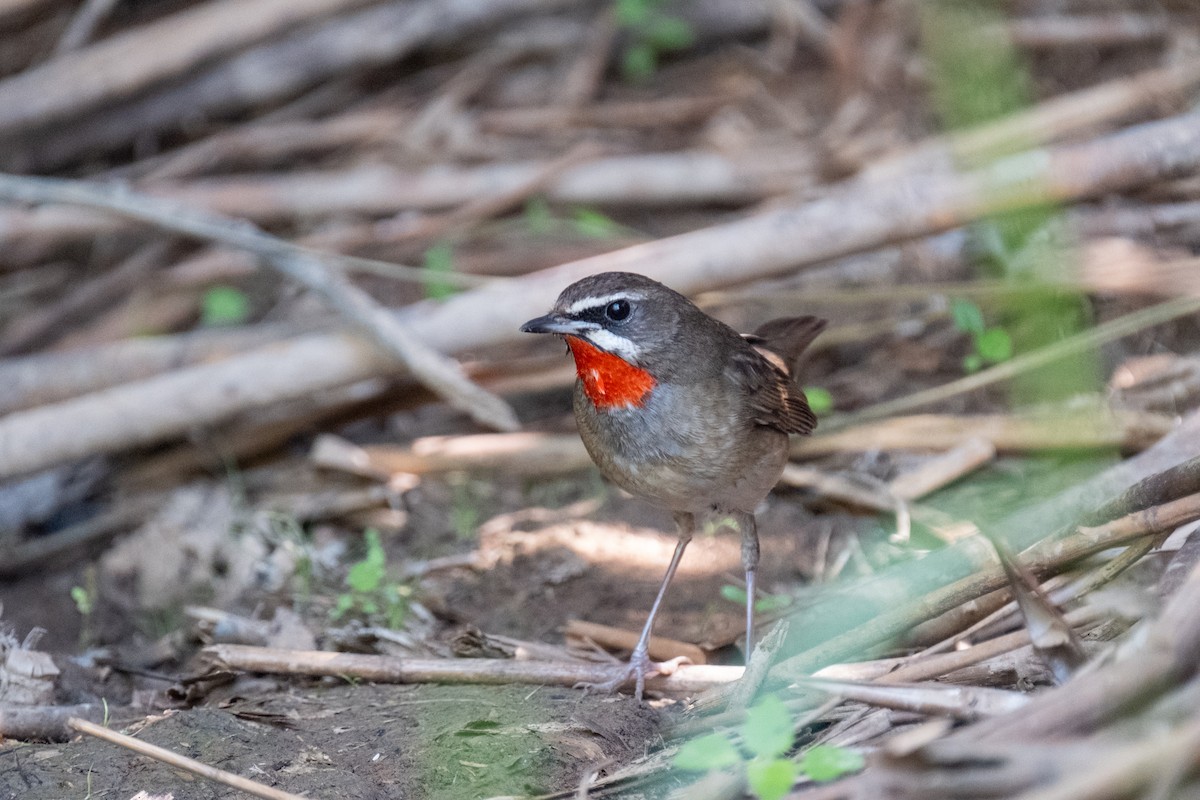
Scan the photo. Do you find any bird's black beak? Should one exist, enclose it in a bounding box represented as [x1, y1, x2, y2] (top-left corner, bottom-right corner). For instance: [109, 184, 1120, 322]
[520, 313, 592, 335]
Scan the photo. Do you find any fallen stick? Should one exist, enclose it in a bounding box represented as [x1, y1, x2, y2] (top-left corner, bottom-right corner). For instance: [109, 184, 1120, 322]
[1, 0, 574, 173]
[772, 488, 1200, 682]
[310, 432, 592, 478]
[880, 606, 1106, 685]
[794, 409, 1173, 455]
[311, 408, 1160, 483]
[564, 619, 708, 666]
[864, 58, 1200, 180]
[0, 320, 314, 415]
[203, 644, 742, 693]
[958, 552, 1200, 743]
[68, 717, 309, 800]
[888, 438, 996, 500]
[0, 0, 375, 135]
[0, 149, 812, 258]
[0, 240, 168, 356]
[822, 295, 1200, 431]
[53, 0, 119, 53]
[999, 12, 1172, 49]
[3, 113, 1199, 479]
[149, 148, 811, 222]
[0, 173, 518, 433]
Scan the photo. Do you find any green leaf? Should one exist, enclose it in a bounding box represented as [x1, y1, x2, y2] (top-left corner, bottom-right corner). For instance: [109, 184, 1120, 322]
[674, 733, 742, 772]
[799, 745, 864, 782]
[753, 594, 791, 613]
[976, 327, 1013, 363]
[950, 297, 985, 334]
[621, 42, 658, 82]
[455, 720, 502, 737]
[614, 0, 650, 27]
[803, 386, 834, 416]
[70, 586, 92, 615]
[346, 530, 387, 593]
[963, 353, 983, 373]
[746, 759, 797, 800]
[423, 241, 457, 300]
[200, 285, 250, 326]
[571, 208, 619, 239]
[741, 695, 794, 760]
[524, 197, 555, 235]
[332, 594, 356, 618]
[645, 16, 694, 51]
[720, 584, 749, 604]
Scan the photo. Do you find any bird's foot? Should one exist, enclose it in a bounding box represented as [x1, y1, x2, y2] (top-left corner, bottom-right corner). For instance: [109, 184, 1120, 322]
[576, 651, 690, 702]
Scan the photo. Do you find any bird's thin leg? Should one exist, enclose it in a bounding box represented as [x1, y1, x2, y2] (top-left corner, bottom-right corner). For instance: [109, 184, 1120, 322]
[735, 510, 759, 661]
[578, 512, 694, 701]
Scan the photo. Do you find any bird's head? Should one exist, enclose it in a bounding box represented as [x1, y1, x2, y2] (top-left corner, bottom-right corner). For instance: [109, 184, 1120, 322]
[521, 272, 690, 408]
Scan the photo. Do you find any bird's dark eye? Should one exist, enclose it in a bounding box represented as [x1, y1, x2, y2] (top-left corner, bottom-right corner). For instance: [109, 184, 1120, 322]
[605, 299, 631, 321]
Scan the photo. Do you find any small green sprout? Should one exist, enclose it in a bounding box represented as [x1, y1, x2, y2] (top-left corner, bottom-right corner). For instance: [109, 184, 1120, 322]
[423, 241, 457, 300]
[951, 297, 1013, 373]
[720, 584, 792, 614]
[614, 0, 694, 82]
[804, 386, 834, 416]
[200, 285, 251, 326]
[675, 694, 863, 799]
[332, 529, 413, 629]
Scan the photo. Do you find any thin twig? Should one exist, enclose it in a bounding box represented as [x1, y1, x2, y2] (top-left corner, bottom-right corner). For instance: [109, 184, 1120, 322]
[68, 717, 310, 800]
[53, 0, 120, 53]
[821, 296, 1200, 432]
[0, 172, 519, 432]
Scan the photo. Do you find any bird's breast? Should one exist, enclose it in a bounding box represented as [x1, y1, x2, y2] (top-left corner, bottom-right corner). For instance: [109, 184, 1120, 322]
[565, 336, 656, 409]
[572, 378, 788, 513]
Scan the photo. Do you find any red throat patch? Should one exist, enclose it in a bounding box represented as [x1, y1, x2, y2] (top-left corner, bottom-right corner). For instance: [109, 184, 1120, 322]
[566, 336, 656, 409]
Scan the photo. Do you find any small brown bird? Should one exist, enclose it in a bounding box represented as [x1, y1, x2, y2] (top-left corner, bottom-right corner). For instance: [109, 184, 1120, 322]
[521, 272, 824, 698]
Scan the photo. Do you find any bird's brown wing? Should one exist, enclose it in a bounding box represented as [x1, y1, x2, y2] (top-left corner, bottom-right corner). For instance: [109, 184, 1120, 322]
[743, 316, 827, 376]
[728, 347, 818, 435]
[732, 315, 824, 435]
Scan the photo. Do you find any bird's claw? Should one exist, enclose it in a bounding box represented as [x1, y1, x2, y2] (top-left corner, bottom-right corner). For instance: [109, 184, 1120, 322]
[575, 652, 692, 702]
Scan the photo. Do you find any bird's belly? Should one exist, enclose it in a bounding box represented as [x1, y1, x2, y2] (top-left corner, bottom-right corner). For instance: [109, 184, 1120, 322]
[574, 385, 789, 513]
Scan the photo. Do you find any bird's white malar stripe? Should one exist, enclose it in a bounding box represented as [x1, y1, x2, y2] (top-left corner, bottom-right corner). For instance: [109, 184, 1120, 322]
[585, 328, 641, 360]
[563, 292, 644, 316]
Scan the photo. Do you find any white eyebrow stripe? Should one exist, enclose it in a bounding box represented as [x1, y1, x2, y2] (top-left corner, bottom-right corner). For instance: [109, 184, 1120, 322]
[563, 292, 643, 316]
[584, 328, 641, 360]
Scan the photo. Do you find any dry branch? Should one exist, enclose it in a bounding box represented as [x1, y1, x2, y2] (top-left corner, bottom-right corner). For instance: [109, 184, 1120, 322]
[0, 321, 312, 415]
[888, 438, 996, 500]
[150, 149, 809, 221]
[794, 410, 1171, 456]
[0, 333, 392, 481]
[1, 0, 573, 172]
[865, 58, 1200, 180]
[773, 487, 1200, 683]
[0, 241, 169, 356]
[0, 150, 812, 254]
[564, 619, 708, 665]
[3, 113, 1199, 478]
[54, 0, 120, 53]
[0, 0, 376, 135]
[1001, 13, 1172, 49]
[69, 717, 310, 800]
[0, 173, 519, 432]
[959, 555, 1200, 743]
[203, 644, 742, 693]
[310, 432, 593, 478]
